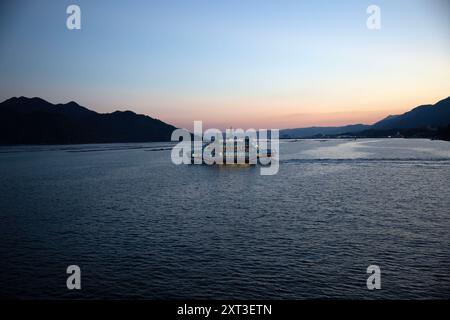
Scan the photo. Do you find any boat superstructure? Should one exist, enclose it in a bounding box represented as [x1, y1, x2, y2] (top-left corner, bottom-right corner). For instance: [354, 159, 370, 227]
[190, 137, 274, 165]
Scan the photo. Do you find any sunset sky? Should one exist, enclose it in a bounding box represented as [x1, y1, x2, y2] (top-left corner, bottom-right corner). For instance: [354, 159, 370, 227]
[0, 0, 449, 130]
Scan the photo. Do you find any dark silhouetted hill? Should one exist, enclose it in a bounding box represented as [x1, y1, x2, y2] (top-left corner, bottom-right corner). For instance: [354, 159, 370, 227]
[373, 96, 450, 129]
[281, 96, 450, 140]
[0, 97, 176, 144]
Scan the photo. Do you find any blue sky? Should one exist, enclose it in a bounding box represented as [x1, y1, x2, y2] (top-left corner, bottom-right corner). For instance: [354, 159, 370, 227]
[0, 0, 449, 129]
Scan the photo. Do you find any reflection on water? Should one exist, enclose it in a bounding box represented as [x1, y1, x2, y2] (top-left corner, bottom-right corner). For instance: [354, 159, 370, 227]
[0, 139, 449, 299]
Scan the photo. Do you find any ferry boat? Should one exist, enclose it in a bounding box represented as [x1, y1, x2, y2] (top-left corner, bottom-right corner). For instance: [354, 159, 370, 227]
[190, 137, 274, 165]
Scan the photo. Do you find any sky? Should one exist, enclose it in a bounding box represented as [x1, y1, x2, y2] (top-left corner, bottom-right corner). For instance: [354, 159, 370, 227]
[0, 0, 449, 130]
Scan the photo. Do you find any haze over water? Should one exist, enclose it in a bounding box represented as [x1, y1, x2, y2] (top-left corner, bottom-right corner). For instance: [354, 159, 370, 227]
[1, 138, 449, 299]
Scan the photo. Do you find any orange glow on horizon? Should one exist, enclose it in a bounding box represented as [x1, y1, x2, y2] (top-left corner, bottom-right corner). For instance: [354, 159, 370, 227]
[147, 92, 449, 130]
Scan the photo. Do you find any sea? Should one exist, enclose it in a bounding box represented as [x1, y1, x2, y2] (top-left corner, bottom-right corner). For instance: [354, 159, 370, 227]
[0, 138, 449, 299]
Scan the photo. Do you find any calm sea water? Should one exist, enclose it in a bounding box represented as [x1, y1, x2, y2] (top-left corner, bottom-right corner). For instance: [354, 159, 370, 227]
[0, 139, 449, 299]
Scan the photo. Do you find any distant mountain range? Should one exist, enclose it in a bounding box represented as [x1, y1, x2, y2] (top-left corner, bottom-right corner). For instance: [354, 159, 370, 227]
[281, 96, 450, 139]
[1, 95, 450, 145]
[0, 97, 176, 144]
[372, 97, 450, 129]
[280, 124, 370, 139]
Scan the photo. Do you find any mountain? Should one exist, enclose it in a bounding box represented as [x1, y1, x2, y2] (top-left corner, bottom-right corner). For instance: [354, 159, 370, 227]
[2, 95, 450, 144]
[0, 97, 176, 144]
[372, 96, 450, 129]
[281, 124, 370, 138]
[281, 96, 450, 139]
